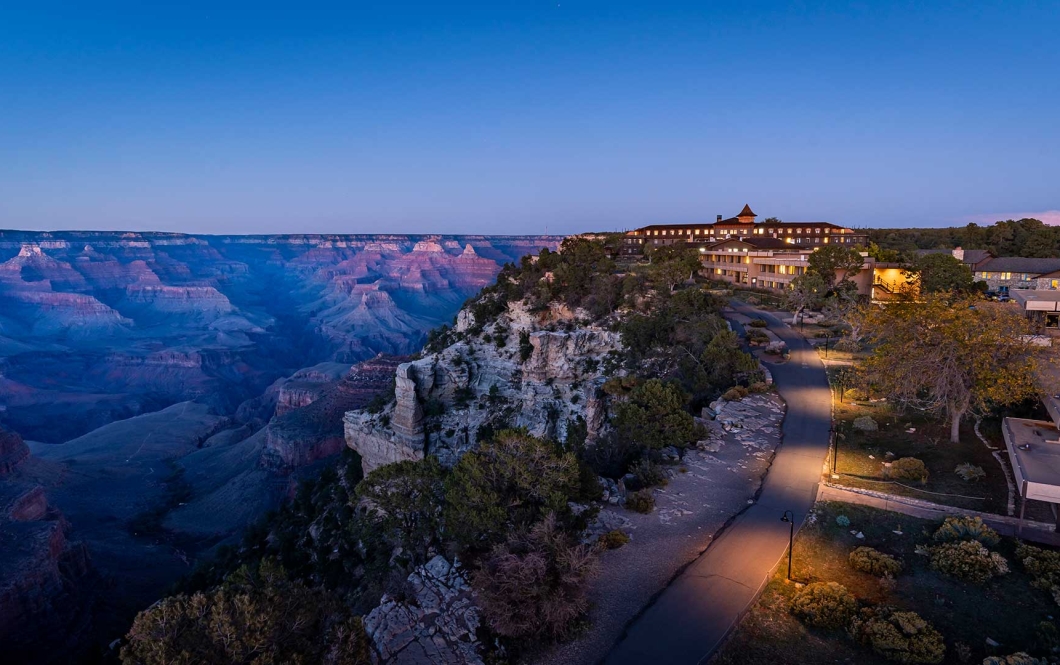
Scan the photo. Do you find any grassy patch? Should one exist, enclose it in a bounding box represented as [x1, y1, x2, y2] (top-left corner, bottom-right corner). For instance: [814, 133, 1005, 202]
[829, 400, 1017, 516]
[712, 502, 1060, 665]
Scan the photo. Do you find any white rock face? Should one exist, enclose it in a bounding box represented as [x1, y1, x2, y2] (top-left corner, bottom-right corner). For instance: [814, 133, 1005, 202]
[362, 556, 483, 665]
[344, 299, 623, 474]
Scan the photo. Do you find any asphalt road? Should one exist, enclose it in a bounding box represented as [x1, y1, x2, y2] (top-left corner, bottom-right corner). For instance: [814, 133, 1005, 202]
[603, 302, 833, 665]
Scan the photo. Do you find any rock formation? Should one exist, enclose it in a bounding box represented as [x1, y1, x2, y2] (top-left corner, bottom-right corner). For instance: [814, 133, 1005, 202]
[0, 424, 96, 663]
[261, 355, 406, 469]
[345, 300, 622, 474]
[363, 556, 484, 665]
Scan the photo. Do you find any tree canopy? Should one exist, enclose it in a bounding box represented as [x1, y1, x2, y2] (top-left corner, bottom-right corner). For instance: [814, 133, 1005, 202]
[910, 253, 976, 294]
[785, 273, 828, 322]
[861, 294, 1044, 442]
[445, 430, 580, 552]
[356, 458, 446, 565]
[121, 559, 371, 665]
[612, 379, 704, 450]
[807, 245, 865, 287]
[866, 217, 1057, 258]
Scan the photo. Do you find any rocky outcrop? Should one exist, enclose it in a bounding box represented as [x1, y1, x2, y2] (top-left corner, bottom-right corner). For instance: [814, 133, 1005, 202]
[0, 426, 29, 476]
[345, 300, 622, 474]
[0, 426, 96, 663]
[0, 517, 94, 663]
[261, 355, 406, 470]
[363, 556, 483, 665]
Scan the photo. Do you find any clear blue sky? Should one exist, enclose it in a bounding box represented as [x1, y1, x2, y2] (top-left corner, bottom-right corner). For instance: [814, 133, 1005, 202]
[2, 1, 1058, 235]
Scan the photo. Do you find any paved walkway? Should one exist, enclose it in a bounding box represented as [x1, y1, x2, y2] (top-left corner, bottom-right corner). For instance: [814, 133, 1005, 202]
[603, 303, 833, 665]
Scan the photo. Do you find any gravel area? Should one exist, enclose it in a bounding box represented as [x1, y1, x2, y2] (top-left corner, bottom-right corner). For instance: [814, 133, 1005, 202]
[528, 393, 786, 665]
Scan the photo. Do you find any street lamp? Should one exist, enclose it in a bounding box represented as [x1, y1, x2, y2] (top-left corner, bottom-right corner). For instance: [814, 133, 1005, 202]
[830, 425, 839, 477]
[780, 510, 795, 581]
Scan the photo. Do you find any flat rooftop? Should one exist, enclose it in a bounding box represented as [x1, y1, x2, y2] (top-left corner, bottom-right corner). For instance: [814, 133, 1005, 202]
[1004, 418, 1060, 502]
[1014, 289, 1060, 311]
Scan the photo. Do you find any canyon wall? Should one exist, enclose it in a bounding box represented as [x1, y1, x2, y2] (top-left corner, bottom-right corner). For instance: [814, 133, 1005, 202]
[0, 231, 562, 443]
[0, 230, 561, 660]
[0, 425, 96, 663]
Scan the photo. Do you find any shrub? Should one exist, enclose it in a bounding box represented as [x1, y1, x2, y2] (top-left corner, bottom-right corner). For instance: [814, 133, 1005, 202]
[849, 607, 945, 664]
[836, 514, 851, 527]
[612, 379, 703, 450]
[598, 529, 631, 550]
[472, 514, 598, 640]
[577, 431, 641, 480]
[849, 547, 903, 577]
[722, 385, 749, 401]
[745, 329, 770, 345]
[445, 430, 579, 552]
[929, 540, 1008, 584]
[628, 459, 667, 490]
[983, 655, 1048, 665]
[518, 330, 534, 363]
[1016, 543, 1060, 604]
[748, 318, 768, 328]
[625, 490, 655, 514]
[954, 463, 986, 482]
[833, 338, 862, 353]
[888, 457, 928, 484]
[121, 559, 372, 665]
[423, 399, 446, 418]
[749, 381, 771, 393]
[933, 516, 1000, 547]
[356, 458, 446, 564]
[1035, 620, 1060, 652]
[790, 582, 857, 630]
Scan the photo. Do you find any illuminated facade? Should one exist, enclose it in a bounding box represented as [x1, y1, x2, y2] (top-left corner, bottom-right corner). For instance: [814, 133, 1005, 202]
[698, 237, 909, 301]
[621, 204, 868, 256]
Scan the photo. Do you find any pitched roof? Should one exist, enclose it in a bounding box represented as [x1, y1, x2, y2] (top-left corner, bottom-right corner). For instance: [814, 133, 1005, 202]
[915, 248, 994, 266]
[738, 204, 756, 217]
[963, 249, 993, 265]
[975, 256, 1060, 275]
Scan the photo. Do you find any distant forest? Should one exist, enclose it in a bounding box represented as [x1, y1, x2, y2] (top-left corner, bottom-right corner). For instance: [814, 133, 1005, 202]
[865, 218, 1060, 258]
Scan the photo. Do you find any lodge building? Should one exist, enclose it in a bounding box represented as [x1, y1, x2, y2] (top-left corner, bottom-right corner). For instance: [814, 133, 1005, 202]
[620, 205, 868, 256]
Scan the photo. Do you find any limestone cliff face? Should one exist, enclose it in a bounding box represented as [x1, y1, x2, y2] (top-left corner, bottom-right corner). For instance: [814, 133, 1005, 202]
[345, 300, 622, 474]
[0, 425, 96, 663]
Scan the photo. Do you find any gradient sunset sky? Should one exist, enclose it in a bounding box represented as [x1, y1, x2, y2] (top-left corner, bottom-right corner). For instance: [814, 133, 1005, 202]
[1, 1, 1057, 235]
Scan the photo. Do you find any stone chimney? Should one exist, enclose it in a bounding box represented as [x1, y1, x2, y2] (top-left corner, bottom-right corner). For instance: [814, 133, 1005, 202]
[717, 215, 723, 223]
[952, 246, 965, 262]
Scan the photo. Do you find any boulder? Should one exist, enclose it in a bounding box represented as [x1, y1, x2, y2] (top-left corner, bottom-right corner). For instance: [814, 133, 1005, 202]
[852, 416, 879, 432]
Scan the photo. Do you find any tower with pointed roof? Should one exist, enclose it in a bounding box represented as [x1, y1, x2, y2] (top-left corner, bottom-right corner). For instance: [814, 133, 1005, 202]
[736, 204, 756, 224]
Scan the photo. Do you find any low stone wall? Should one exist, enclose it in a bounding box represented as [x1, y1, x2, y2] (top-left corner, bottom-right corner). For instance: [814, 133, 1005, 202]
[817, 482, 1060, 547]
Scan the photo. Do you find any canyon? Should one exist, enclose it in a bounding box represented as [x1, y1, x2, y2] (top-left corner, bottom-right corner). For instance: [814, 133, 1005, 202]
[0, 230, 560, 661]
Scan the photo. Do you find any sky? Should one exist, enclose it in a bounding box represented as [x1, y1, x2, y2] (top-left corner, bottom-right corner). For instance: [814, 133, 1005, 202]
[1, 1, 1058, 235]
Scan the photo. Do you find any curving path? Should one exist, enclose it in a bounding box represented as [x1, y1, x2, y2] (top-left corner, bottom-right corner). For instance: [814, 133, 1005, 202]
[603, 302, 833, 665]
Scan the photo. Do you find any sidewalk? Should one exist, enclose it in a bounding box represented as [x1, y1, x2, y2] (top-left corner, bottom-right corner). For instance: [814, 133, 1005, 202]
[603, 303, 832, 665]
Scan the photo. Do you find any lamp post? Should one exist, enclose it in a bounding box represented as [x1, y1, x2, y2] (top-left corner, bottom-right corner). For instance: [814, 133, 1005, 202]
[780, 510, 795, 581]
[830, 425, 839, 477]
